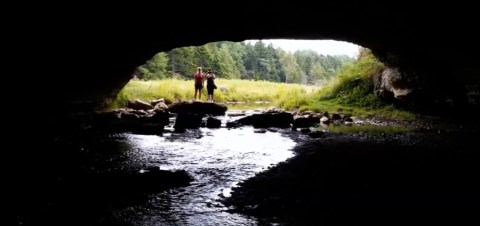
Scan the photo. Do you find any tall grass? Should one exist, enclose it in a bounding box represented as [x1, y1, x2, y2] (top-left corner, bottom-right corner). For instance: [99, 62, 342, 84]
[315, 53, 385, 105]
[111, 79, 318, 110]
[324, 124, 414, 134]
[300, 52, 419, 121]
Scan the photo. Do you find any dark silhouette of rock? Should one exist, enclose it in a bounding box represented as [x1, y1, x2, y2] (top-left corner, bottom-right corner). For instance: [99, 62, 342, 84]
[206, 117, 221, 128]
[92, 108, 169, 134]
[169, 101, 227, 116]
[226, 121, 241, 129]
[174, 113, 203, 129]
[308, 131, 324, 138]
[236, 112, 293, 128]
[293, 115, 320, 129]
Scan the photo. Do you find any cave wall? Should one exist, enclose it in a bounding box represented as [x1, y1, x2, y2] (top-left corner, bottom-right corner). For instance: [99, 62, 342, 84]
[15, 1, 480, 118]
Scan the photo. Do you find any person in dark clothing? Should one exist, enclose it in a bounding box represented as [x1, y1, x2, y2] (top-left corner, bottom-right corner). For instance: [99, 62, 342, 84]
[205, 68, 217, 102]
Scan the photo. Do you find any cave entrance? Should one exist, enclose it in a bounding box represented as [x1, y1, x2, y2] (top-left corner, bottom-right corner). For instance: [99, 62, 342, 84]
[111, 39, 362, 110]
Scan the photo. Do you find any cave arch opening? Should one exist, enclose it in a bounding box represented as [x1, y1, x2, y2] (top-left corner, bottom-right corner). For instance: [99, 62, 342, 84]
[111, 39, 369, 111]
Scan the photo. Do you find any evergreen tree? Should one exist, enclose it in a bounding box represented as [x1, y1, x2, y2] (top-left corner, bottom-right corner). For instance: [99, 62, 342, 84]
[136, 52, 169, 80]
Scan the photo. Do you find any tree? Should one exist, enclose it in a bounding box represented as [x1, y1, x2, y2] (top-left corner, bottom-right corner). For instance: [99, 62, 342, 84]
[168, 47, 196, 79]
[309, 62, 326, 85]
[242, 43, 258, 79]
[136, 52, 169, 80]
[278, 50, 302, 83]
[210, 45, 240, 79]
[138, 40, 355, 83]
[221, 41, 247, 77]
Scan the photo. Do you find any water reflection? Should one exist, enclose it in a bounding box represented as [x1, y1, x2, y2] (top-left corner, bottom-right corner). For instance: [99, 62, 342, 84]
[110, 127, 296, 225]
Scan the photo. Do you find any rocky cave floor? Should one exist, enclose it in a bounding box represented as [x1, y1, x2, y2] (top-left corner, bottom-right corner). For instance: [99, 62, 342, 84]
[11, 110, 480, 225]
[220, 115, 480, 225]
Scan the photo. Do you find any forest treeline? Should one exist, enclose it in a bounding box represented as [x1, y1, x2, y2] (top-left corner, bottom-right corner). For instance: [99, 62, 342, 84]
[136, 41, 355, 85]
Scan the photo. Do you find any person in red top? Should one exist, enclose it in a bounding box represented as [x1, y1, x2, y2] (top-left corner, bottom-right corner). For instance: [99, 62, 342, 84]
[193, 66, 205, 101]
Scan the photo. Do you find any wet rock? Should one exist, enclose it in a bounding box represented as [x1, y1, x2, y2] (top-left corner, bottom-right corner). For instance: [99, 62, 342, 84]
[169, 101, 227, 116]
[227, 112, 246, 117]
[129, 167, 193, 192]
[300, 128, 311, 134]
[226, 121, 240, 129]
[174, 127, 186, 133]
[331, 113, 342, 120]
[308, 131, 324, 138]
[206, 117, 221, 128]
[150, 98, 165, 107]
[127, 99, 153, 111]
[174, 113, 203, 129]
[320, 116, 330, 123]
[235, 112, 293, 128]
[293, 115, 320, 129]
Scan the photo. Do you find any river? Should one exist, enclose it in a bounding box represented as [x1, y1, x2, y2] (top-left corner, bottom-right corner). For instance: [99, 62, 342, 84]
[100, 126, 295, 225]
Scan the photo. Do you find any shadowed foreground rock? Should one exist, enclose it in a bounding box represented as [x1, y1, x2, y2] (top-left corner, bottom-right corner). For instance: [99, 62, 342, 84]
[222, 131, 480, 225]
[234, 112, 293, 128]
[9, 129, 193, 226]
[169, 101, 228, 116]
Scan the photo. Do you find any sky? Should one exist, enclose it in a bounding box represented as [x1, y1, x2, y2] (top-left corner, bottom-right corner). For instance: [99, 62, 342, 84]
[245, 39, 360, 58]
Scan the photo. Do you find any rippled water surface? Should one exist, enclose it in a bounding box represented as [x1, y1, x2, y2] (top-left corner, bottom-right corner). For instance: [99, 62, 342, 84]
[102, 126, 296, 225]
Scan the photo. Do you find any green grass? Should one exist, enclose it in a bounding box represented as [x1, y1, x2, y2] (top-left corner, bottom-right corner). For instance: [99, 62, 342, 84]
[110, 79, 317, 110]
[315, 52, 385, 105]
[322, 124, 414, 134]
[111, 78, 418, 121]
[300, 99, 418, 121]
[298, 51, 420, 122]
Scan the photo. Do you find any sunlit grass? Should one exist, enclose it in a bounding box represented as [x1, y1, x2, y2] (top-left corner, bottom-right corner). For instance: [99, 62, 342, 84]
[110, 68, 420, 122]
[323, 124, 414, 134]
[300, 99, 418, 121]
[111, 79, 318, 110]
[296, 51, 419, 121]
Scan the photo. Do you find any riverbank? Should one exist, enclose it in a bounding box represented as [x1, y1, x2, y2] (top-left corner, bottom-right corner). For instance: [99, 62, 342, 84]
[222, 128, 480, 225]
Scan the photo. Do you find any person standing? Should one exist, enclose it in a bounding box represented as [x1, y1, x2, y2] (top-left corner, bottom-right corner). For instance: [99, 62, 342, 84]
[193, 67, 205, 101]
[205, 68, 217, 102]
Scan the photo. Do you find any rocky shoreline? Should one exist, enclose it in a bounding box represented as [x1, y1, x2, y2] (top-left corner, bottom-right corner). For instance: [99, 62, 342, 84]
[221, 126, 480, 225]
[70, 99, 480, 225]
